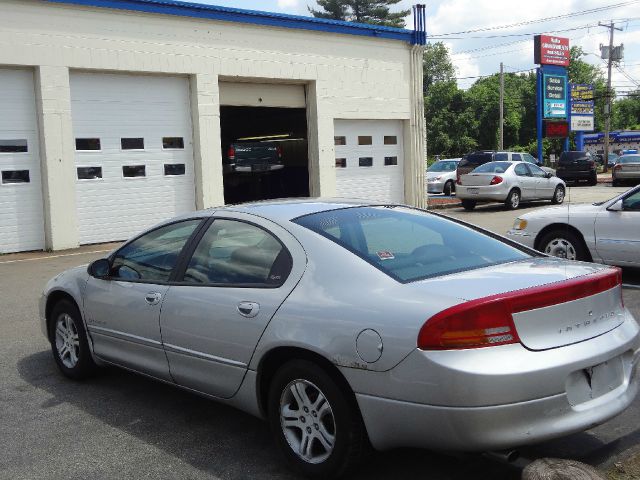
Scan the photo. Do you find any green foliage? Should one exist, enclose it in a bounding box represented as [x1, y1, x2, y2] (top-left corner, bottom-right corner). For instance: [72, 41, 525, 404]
[309, 0, 410, 28]
[423, 42, 455, 92]
[613, 91, 640, 130]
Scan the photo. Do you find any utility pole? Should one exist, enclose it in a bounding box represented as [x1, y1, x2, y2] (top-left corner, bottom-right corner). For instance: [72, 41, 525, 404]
[499, 62, 504, 151]
[599, 21, 622, 173]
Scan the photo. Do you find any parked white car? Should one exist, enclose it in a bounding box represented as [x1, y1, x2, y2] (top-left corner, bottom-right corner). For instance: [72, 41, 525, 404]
[507, 185, 640, 267]
[457, 161, 566, 211]
[427, 158, 460, 195]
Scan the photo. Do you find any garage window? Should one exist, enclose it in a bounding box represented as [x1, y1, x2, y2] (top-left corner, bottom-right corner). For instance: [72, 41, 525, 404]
[384, 136, 398, 145]
[334, 136, 346, 146]
[121, 138, 145, 150]
[2, 170, 30, 184]
[0, 139, 28, 153]
[123, 165, 146, 178]
[358, 136, 372, 145]
[384, 156, 398, 166]
[164, 163, 186, 176]
[162, 137, 184, 149]
[335, 158, 347, 168]
[77, 166, 103, 180]
[76, 138, 101, 151]
[359, 157, 373, 167]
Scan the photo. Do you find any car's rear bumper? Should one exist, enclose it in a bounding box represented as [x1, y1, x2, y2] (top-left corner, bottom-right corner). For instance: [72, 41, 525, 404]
[557, 170, 596, 180]
[456, 184, 509, 201]
[613, 171, 640, 180]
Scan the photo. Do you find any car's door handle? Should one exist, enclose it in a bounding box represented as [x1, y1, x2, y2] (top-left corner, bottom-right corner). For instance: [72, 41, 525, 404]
[237, 301, 260, 318]
[144, 292, 162, 305]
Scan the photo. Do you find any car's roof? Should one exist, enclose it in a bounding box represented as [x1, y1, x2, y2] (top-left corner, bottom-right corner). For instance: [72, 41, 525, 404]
[210, 198, 385, 222]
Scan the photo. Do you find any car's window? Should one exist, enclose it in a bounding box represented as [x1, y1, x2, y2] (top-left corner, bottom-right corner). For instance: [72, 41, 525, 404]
[512, 153, 522, 162]
[494, 153, 509, 161]
[182, 219, 291, 286]
[514, 164, 531, 177]
[523, 154, 536, 164]
[618, 155, 640, 164]
[428, 161, 458, 172]
[458, 152, 492, 168]
[528, 164, 547, 178]
[294, 207, 530, 283]
[472, 161, 511, 174]
[111, 220, 202, 283]
[623, 190, 640, 211]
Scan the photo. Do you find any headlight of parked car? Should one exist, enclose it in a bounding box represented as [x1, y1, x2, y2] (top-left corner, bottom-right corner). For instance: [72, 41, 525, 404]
[513, 218, 528, 230]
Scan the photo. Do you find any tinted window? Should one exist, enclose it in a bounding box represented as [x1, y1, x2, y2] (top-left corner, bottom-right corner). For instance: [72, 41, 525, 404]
[294, 207, 529, 283]
[523, 154, 537, 164]
[1, 170, 30, 184]
[77, 166, 103, 180]
[559, 151, 589, 163]
[335, 158, 346, 168]
[182, 220, 290, 286]
[428, 161, 458, 172]
[494, 153, 509, 161]
[359, 157, 373, 167]
[384, 136, 397, 145]
[0, 139, 28, 153]
[512, 154, 522, 161]
[164, 163, 186, 176]
[623, 190, 640, 211]
[121, 138, 145, 150]
[111, 220, 201, 283]
[163, 137, 184, 149]
[384, 156, 398, 166]
[334, 136, 346, 146]
[458, 152, 492, 168]
[358, 136, 372, 145]
[514, 164, 531, 176]
[123, 165, 146, 177]
[529, 164, 547, 178]
[472, 162, 511, 174]
[76, 138, 101, 151]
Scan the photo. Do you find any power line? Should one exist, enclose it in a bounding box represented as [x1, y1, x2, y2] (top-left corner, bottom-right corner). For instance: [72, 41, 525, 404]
[430, 0, 640, 37]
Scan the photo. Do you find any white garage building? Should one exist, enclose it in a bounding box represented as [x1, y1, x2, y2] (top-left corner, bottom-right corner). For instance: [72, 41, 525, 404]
[0, 0, 426, 253]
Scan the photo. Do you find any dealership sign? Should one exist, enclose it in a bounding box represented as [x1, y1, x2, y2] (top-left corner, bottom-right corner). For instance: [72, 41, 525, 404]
[570, 83, 595, 132]
[534, 35, 570, 66]
[543, 73, 568, 118]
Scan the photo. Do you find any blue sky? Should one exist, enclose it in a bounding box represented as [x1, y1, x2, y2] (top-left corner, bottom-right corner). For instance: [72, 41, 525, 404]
[193, 1, 639, 92]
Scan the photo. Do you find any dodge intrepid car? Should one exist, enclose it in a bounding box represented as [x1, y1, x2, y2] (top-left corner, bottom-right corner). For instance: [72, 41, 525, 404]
[41, 199, 639, 478]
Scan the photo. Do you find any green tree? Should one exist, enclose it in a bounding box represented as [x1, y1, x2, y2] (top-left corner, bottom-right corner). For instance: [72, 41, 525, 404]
[612, 91, 640, 130]
[309, 0, 410, 28]
[423, 42, 455, 92]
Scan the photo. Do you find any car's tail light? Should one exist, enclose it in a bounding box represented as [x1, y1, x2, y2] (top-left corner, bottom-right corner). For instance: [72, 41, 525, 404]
[276, 145, 283, 158]
[227, 145, 235, 160]
[456, 172, 461, 185]
[589, 160, 596, 168]
[614, 164, 622, 171]
[418, 268, 622, 350]
[490, 175, 503, 185]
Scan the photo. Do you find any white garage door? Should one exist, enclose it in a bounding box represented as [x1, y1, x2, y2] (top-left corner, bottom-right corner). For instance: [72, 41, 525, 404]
[71, 73, 196, 245]
[334, 120, 404, 203]
[0, 69, 45, 253]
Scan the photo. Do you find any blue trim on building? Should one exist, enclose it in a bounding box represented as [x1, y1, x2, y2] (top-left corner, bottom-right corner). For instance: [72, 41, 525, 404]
[46, 0, 420, 44]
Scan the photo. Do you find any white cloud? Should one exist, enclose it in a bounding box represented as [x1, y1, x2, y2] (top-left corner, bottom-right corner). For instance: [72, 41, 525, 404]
[277, 0, 299, 9]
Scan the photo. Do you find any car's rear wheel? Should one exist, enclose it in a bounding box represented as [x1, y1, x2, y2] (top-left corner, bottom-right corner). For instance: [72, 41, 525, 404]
[612, 178, 620, 187]
[505, 189, 520, 210]
[461, 199, 476, 211]
[538, 230, 588, 261]
[268, 360, 368, 478]
[443, 180, 454, 196]
[551, 185, 565, 204]
[588, 174, 597, 186]
[49, 299, 98, 380]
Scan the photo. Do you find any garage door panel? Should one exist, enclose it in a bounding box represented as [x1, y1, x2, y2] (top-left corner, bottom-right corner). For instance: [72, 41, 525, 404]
[0, 69, 45, 253]
[334, 119, 404, 204]
[71, 73, 196, 245]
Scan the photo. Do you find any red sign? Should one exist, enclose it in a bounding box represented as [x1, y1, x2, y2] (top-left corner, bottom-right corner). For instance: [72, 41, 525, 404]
[534, 35, 570, 66]
[544, 121, 569, 138]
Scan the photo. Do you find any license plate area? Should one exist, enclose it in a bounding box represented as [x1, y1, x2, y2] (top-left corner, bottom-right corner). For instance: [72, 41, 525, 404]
[467, 188, 479, 194]
[566, 356, 625, 406]
[252, 163, 269, 172]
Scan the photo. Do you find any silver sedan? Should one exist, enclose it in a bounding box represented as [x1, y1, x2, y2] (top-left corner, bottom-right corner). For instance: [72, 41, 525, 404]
[427, 158, 460, 195]
[613, 154, 640, 186]
[457, 161, 566, 210]
[40, 199, 639, 478]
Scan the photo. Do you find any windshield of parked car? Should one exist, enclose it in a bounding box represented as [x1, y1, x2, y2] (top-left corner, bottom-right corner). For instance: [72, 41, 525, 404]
[471, 161, 512, 174]
[294, 207, 530, 283]
[618, 155, 640, 163]
[428, 161, 458, 172]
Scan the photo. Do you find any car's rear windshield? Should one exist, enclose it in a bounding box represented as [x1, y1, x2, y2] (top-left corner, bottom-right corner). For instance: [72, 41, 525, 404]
[428, 161, 458, 172]
[458, 152, 492, 168]
[559, 151, 590, 162]
[293, 207, 530, 283]
[471, 161, 512, 174]
[618, 155, 640, 164]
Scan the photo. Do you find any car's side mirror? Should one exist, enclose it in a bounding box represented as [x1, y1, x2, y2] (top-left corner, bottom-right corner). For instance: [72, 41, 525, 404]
[88, 258, 111, 278]
[545, 172, 553, 178]
[607, 199, 623, 212]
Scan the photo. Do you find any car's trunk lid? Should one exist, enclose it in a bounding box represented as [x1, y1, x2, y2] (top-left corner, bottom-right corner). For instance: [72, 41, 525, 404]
[415, 258, 624, 351]
[460, 173, 501, 186]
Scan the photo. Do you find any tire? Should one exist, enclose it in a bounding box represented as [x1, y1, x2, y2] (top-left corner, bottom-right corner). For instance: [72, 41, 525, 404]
[588, 174, 597, 186]
[49, 299, 98, 380]
[612, 178, 620, 187]
[268, 360, 369, 479]
[443, 180, 454, 196]
[504, 189, 520, 210]
[538, 229, 588, 262]
[461, 199, 476, 211]
[551, 185, 565, 205]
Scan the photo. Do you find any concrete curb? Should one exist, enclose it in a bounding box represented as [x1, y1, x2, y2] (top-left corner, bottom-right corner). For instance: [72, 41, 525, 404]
[427, 202, 462, 210]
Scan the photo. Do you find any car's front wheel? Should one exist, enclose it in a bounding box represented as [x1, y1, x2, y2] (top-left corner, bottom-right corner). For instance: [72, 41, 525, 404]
[551, 185, 565, 204]
[49, 299, 98, 380]
[443, 180, 454, 196]
[538, 230, 588, 261]
[268, 360, 368, 478]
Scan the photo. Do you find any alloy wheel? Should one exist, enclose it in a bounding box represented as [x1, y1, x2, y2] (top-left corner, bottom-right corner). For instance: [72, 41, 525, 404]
[55, 313, 80, 369]
[544, 237, 577, 260]
[510, 191, 520, 209]
[280, 379, 336, 464]
[555, 187, 565, 203]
